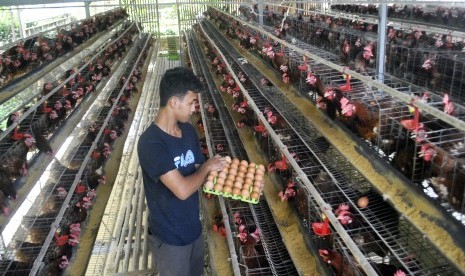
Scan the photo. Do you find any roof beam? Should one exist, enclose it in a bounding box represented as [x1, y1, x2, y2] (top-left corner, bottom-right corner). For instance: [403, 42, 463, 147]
[0, 0, 108, 7]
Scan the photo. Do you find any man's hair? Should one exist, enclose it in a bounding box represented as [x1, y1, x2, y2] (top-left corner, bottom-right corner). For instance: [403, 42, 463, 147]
[159, 67, 202, 107]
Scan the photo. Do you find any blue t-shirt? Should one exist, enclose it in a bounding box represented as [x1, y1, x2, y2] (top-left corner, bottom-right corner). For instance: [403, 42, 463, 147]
[137, 122, 205, 246]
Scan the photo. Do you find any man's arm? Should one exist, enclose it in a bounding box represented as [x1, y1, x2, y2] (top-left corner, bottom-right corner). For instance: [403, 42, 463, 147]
[160, 155, 228, 200]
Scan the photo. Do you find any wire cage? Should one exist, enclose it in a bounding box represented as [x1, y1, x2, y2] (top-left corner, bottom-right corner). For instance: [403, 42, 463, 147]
[200, 10, 465, 273]
[330, 4, 465, 31]
[385, 46, 465, 102]
[225, 201, 272, 276]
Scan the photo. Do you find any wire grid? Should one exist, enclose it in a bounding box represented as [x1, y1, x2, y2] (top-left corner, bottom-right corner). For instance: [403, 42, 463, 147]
[231, 6, 465, 220]
[257, 7, 465, 105]
[202, 13, 464, 275]
[379, 101, 465, 216]
[239, 5, 464, 121]
[329, 4, 465, 32]
[13, 36, 146, 275]
[225, 202, 272, 276]
[0, 259, 32, 275]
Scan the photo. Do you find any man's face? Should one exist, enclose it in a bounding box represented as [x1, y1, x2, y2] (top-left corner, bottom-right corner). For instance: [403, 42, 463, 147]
[175, 90, 199, 123]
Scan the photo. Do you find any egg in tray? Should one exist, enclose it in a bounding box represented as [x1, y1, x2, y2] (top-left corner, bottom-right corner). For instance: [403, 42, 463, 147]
[203, 156, 266, 204]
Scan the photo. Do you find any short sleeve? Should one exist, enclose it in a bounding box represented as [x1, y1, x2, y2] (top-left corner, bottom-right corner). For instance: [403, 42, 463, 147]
[138, 135, 176, 182]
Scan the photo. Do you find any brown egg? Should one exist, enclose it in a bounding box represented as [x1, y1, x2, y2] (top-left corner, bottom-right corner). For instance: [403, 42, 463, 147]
[230, 163, 239, 170]
[227, 174, 236, 181]
[240, 160, 248, 167]
[233, 181, 243, 189]
[242, 183, 251, 191]
[222, 166, 229, 173]
[257, 164, 265, 171]
[254, 180, 264, 188]
[207, 174, 215, 181]
[223, 185, 232, 195]
[228, 168, 237, 176]
[251, 191, 260, 200]
[252, 185, 261, 193]
[216, 177, 225, 185]
[218, 171, 227, 179]
[225, 179, 234, 187]
[232, 187, 241, 196]
[248, 162, 256, 168]
[232, 158, 240, 165]
[214, 183, 223, 192]
[245, 172, 255, 180]
[244, 178, 253, 186]
[225, 156, 232, 163]
[237, 171, 245, 179]
[234, 177, 244, 184]
[241, 188, 250, 199]
[238, 165, 247, 173]
[357, 196, 369, 208]
[210, 170, 218, 177]
[204, 180, 214, 190]
[247, 167, 256, 175]
[254, 174, 263, 182]
[256, 168, 265, 176]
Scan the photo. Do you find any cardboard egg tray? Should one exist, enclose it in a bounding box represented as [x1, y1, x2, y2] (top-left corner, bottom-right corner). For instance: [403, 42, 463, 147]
[203, 159, 265, 204]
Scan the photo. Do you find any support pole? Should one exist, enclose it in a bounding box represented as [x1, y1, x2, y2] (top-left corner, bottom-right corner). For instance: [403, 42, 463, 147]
[16, 7, 23, 39]
[85, 1, 91, 19]
[9, 7, 17, 41]
[258, 0, 263, 27]
[377, 3, 387, 84]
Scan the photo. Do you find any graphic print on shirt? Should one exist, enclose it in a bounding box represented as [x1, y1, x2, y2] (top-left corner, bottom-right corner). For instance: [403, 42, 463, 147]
[174, 150, 195, 169]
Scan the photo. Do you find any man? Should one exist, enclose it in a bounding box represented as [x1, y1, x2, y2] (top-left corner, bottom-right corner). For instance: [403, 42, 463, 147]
[138, 67, 227, 275]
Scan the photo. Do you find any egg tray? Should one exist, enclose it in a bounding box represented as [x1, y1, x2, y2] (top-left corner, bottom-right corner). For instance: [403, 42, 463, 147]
[203, 182, 261, 204]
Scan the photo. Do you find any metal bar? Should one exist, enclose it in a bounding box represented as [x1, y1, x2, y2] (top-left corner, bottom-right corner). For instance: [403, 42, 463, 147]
[377, 4, 387, 84]
[5, 1, 465, 9]
[211, 7, 465, 133]
[258, 0, 263, 27]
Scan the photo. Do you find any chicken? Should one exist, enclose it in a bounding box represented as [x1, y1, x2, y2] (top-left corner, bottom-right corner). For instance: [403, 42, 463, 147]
[237, 228, 263, 269]
[419, 55, 442, 90]
[69, 200, 89, 223]
[31, 113, 55, 156]
[428, 168, 465, 211]
[319, 249, 356, 276]
[204, 103, 219, 119]
[339, 97, 379, 143]
[44, 255, 69, 275]
[418, 143, 456, 176]
[1, 134, 35, 179]
[319, 248, 407, 276]
[354, 44, 374, 73]
[277, 179, 296, 201]
[212, 213, 226, 237]
[86, 166, 106, 190]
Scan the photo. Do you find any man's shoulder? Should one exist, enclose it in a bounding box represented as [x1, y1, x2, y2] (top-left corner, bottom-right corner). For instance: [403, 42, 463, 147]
[138, 125, 162, 149]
